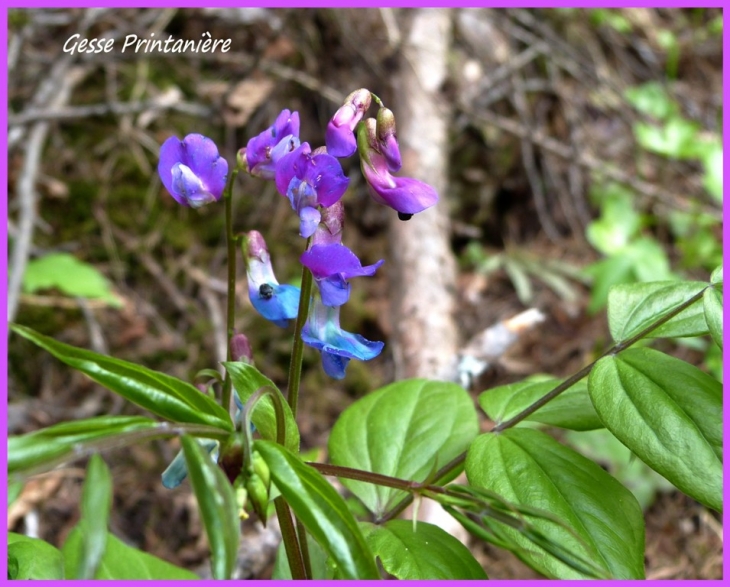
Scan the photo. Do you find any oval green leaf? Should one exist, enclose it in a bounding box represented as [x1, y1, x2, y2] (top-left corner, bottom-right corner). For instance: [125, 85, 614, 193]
[588, 348, 722, 511]
[8, 533, 65, 580]
[466, 428, 645, 579]
[328, 379, 479, 516]
[363, 520, 488, 579]
[62, 528, 199, 579]
[11, 324, 232, 431]
[479, 376, 602, 431]
[22, 252, 121, 307]
[255, 440, 379, 579]
[607, 281, 708, 342]
[76, 454, 112, 579]
[223, 361, 299, 452]
[181, 435, 239, 579]
[704, 285, 723, 349]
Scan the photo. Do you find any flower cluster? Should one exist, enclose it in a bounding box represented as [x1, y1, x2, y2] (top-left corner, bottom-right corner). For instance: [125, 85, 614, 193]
[157, 89, 438, 378]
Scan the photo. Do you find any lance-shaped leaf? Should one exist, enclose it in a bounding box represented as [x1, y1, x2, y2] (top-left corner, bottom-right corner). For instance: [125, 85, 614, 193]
[328, 379, 478, 516]
[62, 528, 199, 579]
[223, 361, 299, 452]
[479, 376, 602, 431]
[607, 281, 708, 342]
[466, 428, 645, 579]
[11, 324, 232, 431]
[8, 533, 65, 580]
[362, 520, 488, 579]
[76, 454, 112, 579]
[255, 440, 379, 579]
[8, 416, 229, 476]
[181, 435, 239, 579]
[588, 348, 722, 511]
[9, 416, 158, 475]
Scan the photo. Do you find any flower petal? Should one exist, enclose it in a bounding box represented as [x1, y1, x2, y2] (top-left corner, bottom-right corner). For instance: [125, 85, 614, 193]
[250, 283, 301, 328]
[325, 120, 358, 158]
[180, 134, 228, 198]
[318, 276, 351, 307]
[306, 153, 350, 207]
[299, 206, 321, 238]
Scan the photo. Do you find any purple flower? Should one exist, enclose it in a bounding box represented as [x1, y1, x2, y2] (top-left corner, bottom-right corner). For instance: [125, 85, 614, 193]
[275, 143, 350, 237]
[301, 244, 383, 307]
[325, 89, 372, 158]
[243, 231, 301, 327]
[244, 109, 301, 179]
[158, 134, 228, 208]
[357, 119, 438, 219]
[302, 292, 384, 379]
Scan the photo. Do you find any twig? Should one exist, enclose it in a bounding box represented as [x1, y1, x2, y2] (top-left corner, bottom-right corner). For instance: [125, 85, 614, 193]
[9, 100, 211, 126]
[76, 297, 109, 355]
[462, 106, 721, 220]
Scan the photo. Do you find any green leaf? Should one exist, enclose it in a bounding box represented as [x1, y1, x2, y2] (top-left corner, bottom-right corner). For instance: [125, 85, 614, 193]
[586, 192, 641, 255]
[479, 375, 602, 431]
[22, 252, 122, 307]
[634, 117, 700, 159]
[181, 435, 239, 579]
[704, 285, 723, 349]
[8, 533, 65, 579]
[624, 82, 677, 120]
[8, 481, 23, 508]
[701, 142, 723, 201]
[465, 428, 645, 579]
[710, 265, 723, 284]
[328, 379, 479, 516]
[607, 281, 708, 342]
[223, 361, 299, 452]
[8, 416, 160, 475]
[588, 349, 722, 511]
[76, 454, 112, 579]
[62, 528, 199, 579]
[255, 440, 379, 580]
[363, 520, 488, 579]
[11, 324, 232, 432]
[584, 252, 636, 314]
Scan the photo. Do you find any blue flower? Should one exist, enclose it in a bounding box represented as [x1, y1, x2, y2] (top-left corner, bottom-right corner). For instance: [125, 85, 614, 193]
[275, 143, 350, 237]
[158, 134, 228, 208]
[162, 439, 219, 489]
[301, 292, 383, 379]
[243, 231, 301, 327]
[300, 244, 383, 307]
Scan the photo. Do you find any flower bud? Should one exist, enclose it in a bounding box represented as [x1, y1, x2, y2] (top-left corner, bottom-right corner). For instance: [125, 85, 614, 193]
[326, 89, 373, 158]
[376, 107, 402, 172]
[246, 473, 270, 525]
[230, 332, 253, 363]
[251, 451, 271, 490]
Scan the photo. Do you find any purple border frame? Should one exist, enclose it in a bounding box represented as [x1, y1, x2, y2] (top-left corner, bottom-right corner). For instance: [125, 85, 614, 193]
[2, 2, 726, 585]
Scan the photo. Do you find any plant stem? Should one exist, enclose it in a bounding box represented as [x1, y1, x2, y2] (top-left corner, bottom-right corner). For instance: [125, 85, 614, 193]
[274, 497, 307, 579]
[376, 286, 709, 522]
[221, 169, 239, 417]
[491, 285, 708, 432]
[285, 244, 313, 417]
[296, 518, 312, 579]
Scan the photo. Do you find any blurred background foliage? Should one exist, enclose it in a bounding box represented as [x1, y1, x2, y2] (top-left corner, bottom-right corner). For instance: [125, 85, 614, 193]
[7, 7, 722, 579]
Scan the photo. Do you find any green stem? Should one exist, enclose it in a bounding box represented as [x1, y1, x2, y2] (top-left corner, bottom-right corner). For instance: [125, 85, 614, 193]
[296, 518, 312, 579]
[274, 497, 307, 580]
[286, 242, 313, 416]
[491, 285, 708, 433]
[376, 286, 709, 522]
[221, 169, 239, 417]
